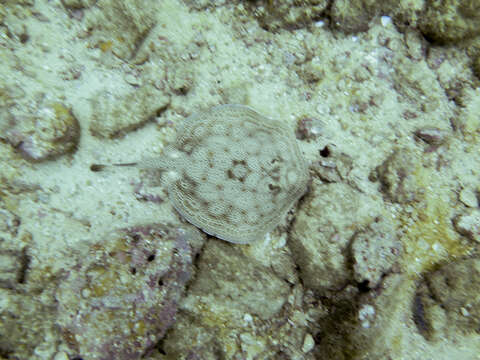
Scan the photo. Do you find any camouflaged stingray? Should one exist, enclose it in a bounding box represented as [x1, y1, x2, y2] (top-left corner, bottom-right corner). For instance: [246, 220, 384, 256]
[95, 104, 309, 244]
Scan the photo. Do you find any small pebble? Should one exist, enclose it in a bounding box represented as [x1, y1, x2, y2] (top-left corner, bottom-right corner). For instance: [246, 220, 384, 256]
[460, 307, 470, 317]
[414, 127, 446, 145]
[124, 73, 142, 86]
[459, 188, 478, 208]
[302, 333, 315, 353]
[381, 16, 391, 27]
[53, 351, 69, 360]
[453, 210, 480, 243]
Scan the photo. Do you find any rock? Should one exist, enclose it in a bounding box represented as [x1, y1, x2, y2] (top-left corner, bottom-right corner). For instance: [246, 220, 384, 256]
[415, 258, 480, 339]
[84, 0, 159, 60]
[3, 102, 80, 162]
[53, 352, 69, 360]
[420, 0, 480, 43]
[247, 0, 328, 32]
[0, 201, 28, 290]
[330, 0, 376, 34]
[374, 149, 421, 204]
[453, 210, 480, 243]
[458, 187, 479, 208]
[0, 248, 28, 289]
[391, 56, 445, 113]
[168, 63, 194, 95]
[0, 206, 21, 240]
[60, 0, 95, 9]
[384, 0, 426, 31]
[351, 275, 413, 359]
[55, 224, 204, 360]
[315, 274, 424, 360]
[473, 53, 480, 79]
[184, 241, 290, 320]
[0, 291, 58, 360]
[310, 148, 354, 184]
[161, 240, 301, 359]
[413, 127, 448, 147]
[290, 181, 381, 293]
[455, 87, 480, 140]
[302, 333, 315, 353]
[351, 216, 401, 288]
[89, 81, 170, 138]
[295, 116, 324, 141]
[182, 0, 225, 10]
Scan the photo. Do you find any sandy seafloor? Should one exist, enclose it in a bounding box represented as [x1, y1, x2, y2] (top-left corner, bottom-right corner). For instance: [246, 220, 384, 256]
[1, 0, 480, 359]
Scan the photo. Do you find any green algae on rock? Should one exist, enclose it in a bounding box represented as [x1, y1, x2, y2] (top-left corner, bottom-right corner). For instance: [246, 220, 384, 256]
[420, 0, 480, 43]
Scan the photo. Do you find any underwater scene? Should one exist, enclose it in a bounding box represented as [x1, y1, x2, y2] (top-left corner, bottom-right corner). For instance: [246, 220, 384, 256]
[1, 0, 480, 359]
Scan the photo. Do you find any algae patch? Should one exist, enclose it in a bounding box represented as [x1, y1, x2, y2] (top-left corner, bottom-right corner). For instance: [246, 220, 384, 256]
[399, 183, 473, 276]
